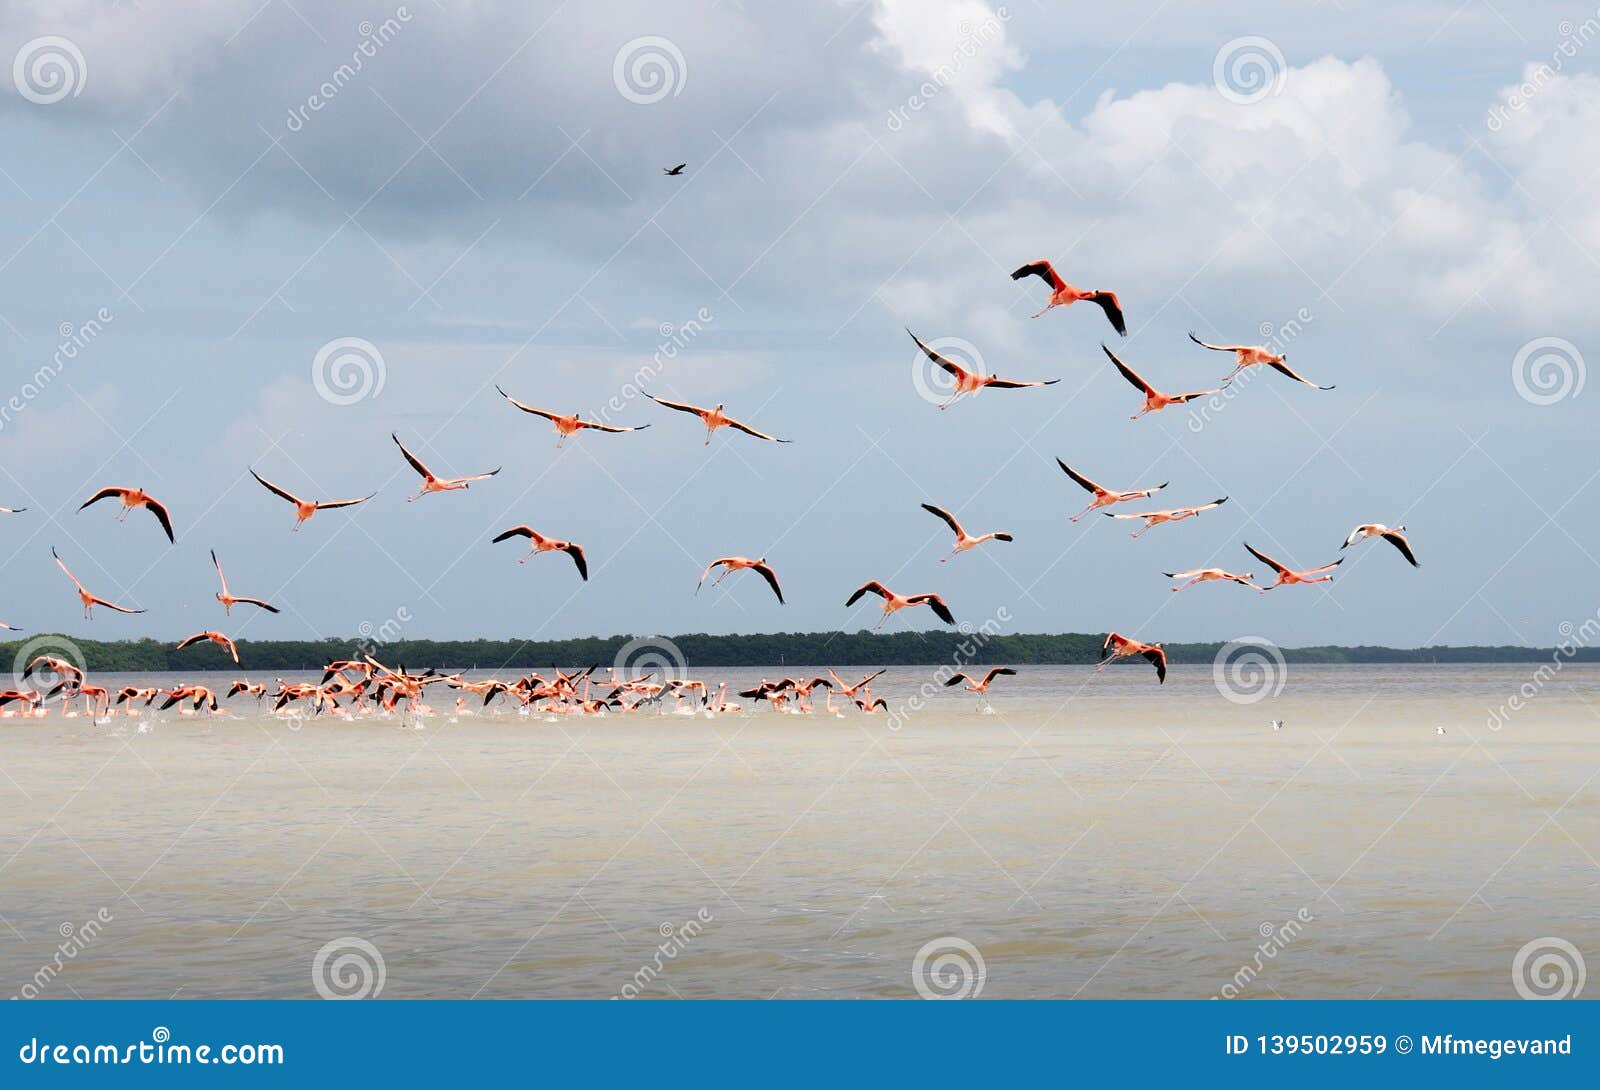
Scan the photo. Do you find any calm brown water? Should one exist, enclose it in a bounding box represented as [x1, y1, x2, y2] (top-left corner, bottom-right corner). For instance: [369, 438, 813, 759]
[0, 664, 1596, 999]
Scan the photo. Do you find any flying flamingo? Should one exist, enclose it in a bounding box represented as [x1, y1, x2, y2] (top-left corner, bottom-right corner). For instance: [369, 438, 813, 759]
[1189, 332, 1334, 389]
[944, 666, 1017, 707]
[1244, 542, 1342, 590]
[79, 486, 175, 544]
[1104, 346, 1221, 419]
[920, 503, 1013, 560]
[827, 668, 885, 699]
[52, 547, 144, 619]
[643, 393, 790, 444]
[1010, 260, 1126, 333]
[491, 526, 588, 581]
[1342, 524, 1418, 567]
[495, 386, 651, 447]
[392, 434, 499, 501]
[907, 330, 1059, 409]
[175, 631, 240, 664]
[1056, 459, 1167, 522]
[1163, 568, 1260, 592]
[0, 506, 24, 514]
[249, 468, 374, 531]
[845, 581, 955, 630]
[696, 557, 783, 603]
[1098, 632, 1167, 684]
[22, 655, 83, 686]
[1106, 497, 1228, 539]
[210, 550, 280, 615]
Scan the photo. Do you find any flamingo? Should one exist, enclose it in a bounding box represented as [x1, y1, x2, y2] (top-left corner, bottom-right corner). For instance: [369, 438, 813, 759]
[53, 547, 144, 619]
[0, 619, 20, 632]
[1342, 524, 1418, 567]
[1189, 332, 1334, 389]
[79, 486, 175, 544]
[907, 329, 1059, 409]
[827, 669, 886, 699]
[1163, 568, 1260, 592]
[920, 503, 1013, 560]
[845, 581, 955, 630]
[0, 506, 24, 513]
[944, 666, 1017, 707]
[643, 392, 790, 444]
[491, 526, 588, 581]
[1106, 497, 1228, 539]
[249, 468, 374, 531]
[1010, 260, 1126, 333]
[1104, 346, 1222, 419]
[226, 681, 266, 701]
[158, 685, 220, 714]
[663, 163, 686, 176]
[495, 386, 651, 447]
[1056, 459, 1167, 522]
[22, 655, 84, 686]
[1098, 632, 1167, 684]
[392, 433, 499, 501]
[1244, 542, 1342, 590]
[175, 631, 240, 664]
[210, 550, 279, 615]
[696, 557, 783, 603]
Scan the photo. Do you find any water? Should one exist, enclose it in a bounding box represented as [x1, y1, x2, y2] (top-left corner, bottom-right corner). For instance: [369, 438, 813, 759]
[0, 664, 1595, 999]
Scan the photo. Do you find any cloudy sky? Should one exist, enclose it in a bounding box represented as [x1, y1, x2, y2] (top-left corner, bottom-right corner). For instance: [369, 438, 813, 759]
[0, 0, 1594, 649]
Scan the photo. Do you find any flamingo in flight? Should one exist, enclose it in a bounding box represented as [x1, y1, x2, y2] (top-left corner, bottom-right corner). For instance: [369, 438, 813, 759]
[79, 486, 174, 544]
[827, 668, 886, 699]
[1244, 542, 1342, 590]
[1010, 260, 1126, 334]
[211, 550, 279, 615]
[1106, 497, 1228, 539]
[696, 557, 784, 604]
[845, 581, 955, 630]
[1189, 332, 1334, 389]
[1098, 632, 1167, 683]
[1056, 459, 1167, 522]
[920, 503, 1013, 561]
[392, 434, 499, 501]
[944, 666, 1017, 705]
[906, 330, 1059, 409]
[250, 469, 374, 531]
[1, 505, 25, 514]
[643, 392, 789, 444]
[663, 163, 686, 176]
[491, 526, 588, 581]
[1342, 524, 1418, 567]
[1163, 568, 1260, 593]
[495, 386, 651, 447]
[1104, 346, 1221, 419]
[53, 547, 144, 619]
[176, 631, 240, 664]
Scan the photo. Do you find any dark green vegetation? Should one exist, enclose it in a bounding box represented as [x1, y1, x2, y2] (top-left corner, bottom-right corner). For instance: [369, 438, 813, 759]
[0, 632, 1590, 673]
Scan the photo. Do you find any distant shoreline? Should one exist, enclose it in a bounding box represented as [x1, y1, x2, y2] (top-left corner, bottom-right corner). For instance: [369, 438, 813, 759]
[0, 632, 1583, 673]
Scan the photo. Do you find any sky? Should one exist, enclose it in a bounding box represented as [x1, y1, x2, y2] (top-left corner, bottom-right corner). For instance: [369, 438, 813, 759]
[0, 0, 1595, 650]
